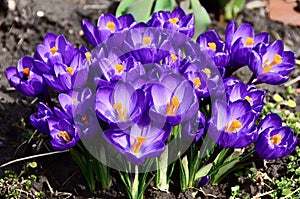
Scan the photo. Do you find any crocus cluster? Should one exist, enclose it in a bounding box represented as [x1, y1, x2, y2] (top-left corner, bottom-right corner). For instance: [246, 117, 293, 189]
[6, 6, 297, 167]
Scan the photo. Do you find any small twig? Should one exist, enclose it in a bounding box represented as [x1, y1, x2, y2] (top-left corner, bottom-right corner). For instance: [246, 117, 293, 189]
[5, 87, 16, 91]
[284, 76, 300, 87]
[0, 150, 69, 168]
[45, 177, 54, 194]
[296, 59, 300, 66]
[251, 190, 274, 199]
[61, 169, 79, 187]
[191, 187, 223, 198]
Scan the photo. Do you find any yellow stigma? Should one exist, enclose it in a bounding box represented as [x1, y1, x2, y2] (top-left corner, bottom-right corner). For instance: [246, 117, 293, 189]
[113, 103, 127, 121]
[66, 67, 74, 75]
[202, 68, 211, 78]
[132, 136, 147, 154]
[245, 37, 254, 46]
[262, 54, 282, 74]
[270, 134, 282, 145]
[106, 21, 116, 32]
[171, 54, 178, 62]
[71, 98, 77, 103]
[193, 77, 201, 89]
[85, 52, 92, 65]
[115, 64, 125, 73]
[245, 96, 253, 102]
[143, 37, 151, 46]
[81, 114, 89, 126]
[208, 42, 216, 51]
[166, 97, 180, 116]
[23, 68, 30, 79]
[50, 46, 58, 54]
[225, 119, 242, 133]
[58, 131, 71, 143]
[169, 17, 179, 25]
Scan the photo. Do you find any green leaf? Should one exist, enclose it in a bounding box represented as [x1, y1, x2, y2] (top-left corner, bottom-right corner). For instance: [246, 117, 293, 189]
[27, 162, 37, 169]
[224, 0, 246, 20]
[116, 0, 154, 22]
[157, 147, 169, 191]
[153, 0, 177, 12]
[190, 0, 211, 36]
[194, 163, 213, 180]
[273, 93, 284, 102]
[115, 0, 136, 17]
[287, 99, 296, 108]
[212, 151, 240, 184]
[282, 188, 291, 195]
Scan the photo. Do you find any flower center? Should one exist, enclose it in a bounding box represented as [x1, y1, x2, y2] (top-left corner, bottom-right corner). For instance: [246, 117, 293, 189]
[50, 46, 58, 54]
[245, 96, 253, 102]
[113, 103, 127, 121]
[58, 131, 71, 143]
[72, 98, 77, 103]
[245, 37, 254, 46]
[114, 64, 125, 73]
[171, 54, 178, 62]
[106, 21, 116, 32]
[270, 134, 282, 145]
[166, 97, 180, 116]
[208, 42, 216, 51]
[143, 37, 151, 46]
[81, 114, 89, 126]
[202, 68, 211, 78]
[23, 68, 30, 79]
[85, 52, 92, 65]
[225, 119, 242, 133]
[132, 136, 147, 154]
[262, 54, 282, 74]
[193, 77, 201, 89]
[66, 67, 74, 75]
[169, 17, 179, 25]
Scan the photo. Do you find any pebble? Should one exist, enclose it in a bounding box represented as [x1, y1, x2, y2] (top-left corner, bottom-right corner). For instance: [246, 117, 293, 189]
[7, 0, 16, 11]
[0, 140, 6, 148]
[36, 10, 45, 17]
[245, 0, 265, 10]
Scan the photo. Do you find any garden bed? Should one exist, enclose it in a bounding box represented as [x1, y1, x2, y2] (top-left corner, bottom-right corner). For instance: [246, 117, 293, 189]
[0, 0, 299, 198]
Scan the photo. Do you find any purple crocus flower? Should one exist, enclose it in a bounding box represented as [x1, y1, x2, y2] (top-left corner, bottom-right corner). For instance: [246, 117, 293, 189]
[74, 108, 100, 137]
[225, 80, 265, 113]
[182, 111, 206, 143]
[34, 33, 78, 74]
[81, 14, 135, 46]
[43, 52, 88, 92]
[248, 40, 295, 85]
[5, 56, 46, 96]
[58, 87, 93, 117]
[196, 30, 230, 74]
[225, 21, 270, 71]
[123, 28, 172, 64]
[147, 7, 194, 38]
[95, 82, 144, 129]
[256, 113, 298, 159]
[30, 102, 54, 135]
[208, 100, 258, 148]
[48, 118, 80, 151]
[149, 74, 198, 126]
[104, 123, 171, 165]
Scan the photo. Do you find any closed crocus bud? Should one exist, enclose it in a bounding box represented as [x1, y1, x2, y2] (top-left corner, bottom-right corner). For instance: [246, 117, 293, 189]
[198, 175, 210, 187]
[255, 113, 298, 159]
[5, 56, 46, 96]
[30, 102, 54, 135]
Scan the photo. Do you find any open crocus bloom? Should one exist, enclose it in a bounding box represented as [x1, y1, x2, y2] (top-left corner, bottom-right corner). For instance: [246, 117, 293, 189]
[6, 56, 46, 96]
[149, 74, 198, 126]
[104, 123, 171, 165]
[208, 100, 258, 148]
[249, 40, 295, 85]
[48, 118, 80, 151]
[255, 113, 298, 159]
[95, 82, 144, 129]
